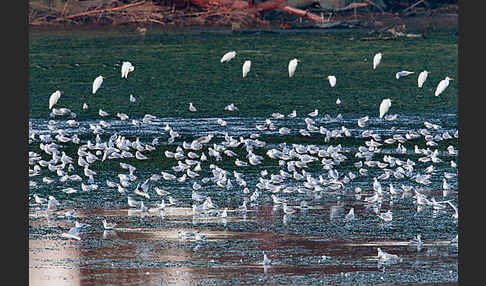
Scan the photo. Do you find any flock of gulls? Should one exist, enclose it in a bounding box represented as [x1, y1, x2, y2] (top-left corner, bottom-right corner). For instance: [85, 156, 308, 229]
[30, 50, 458, 268]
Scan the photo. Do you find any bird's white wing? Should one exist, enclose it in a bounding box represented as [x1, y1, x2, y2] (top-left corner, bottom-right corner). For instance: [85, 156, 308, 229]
[49, 91, 60, 109]
[418, 71, 428, 88]
[92, 76, 103, 94]
[373, 53, 381, 69]
[121, 63, 128, 78]
[242, 60, 251, 78]
[288, 60, 297, 77]
[379, 99, 391, 118]
[435, 79, 448, 96]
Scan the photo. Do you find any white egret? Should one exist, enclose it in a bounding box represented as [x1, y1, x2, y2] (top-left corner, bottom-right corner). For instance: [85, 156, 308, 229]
[395, 71, 415, 79]
[288, 58, 300, 78]
[373, 52, 382, 70]
[418, 70, 429, 88]
[82, 102, 88, 110]
[379, 98, 392, 119]
[220, 51, 236, 63]
[49, 90, 62, 110]
[242, 60, 251, 78]
[92, 75, 104, 94]
[435, 76, 454, 96]
[336, 98, 341, 105]
[121, 61, 134, 78]
[326, 75, 336, 87]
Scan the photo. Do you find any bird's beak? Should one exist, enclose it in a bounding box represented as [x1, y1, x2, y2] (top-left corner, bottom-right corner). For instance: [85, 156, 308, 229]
[450, 78, 455, 80]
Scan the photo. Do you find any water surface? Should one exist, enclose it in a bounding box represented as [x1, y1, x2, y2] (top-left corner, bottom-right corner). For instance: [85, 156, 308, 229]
[29, 28, 458, 285]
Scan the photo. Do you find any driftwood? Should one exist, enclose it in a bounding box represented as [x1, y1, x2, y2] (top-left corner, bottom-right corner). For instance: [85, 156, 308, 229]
[293, 19, 362, 29]
[361, 0, 384, 14]
[28, 0, 456, 30]
[53, 1, 147, 22]
[188, 0, 324, 23]
[281, 5, 323, 23]
[360, 35, 393, 41]
[401, 0, 427, 15]
[387, 27, 423, 38]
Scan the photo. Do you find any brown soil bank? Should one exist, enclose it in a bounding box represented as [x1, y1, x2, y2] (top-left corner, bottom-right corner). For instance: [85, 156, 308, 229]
[29, 1, 457, 33]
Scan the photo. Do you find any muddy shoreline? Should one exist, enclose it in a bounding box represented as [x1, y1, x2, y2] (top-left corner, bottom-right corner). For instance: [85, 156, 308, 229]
[30, 7, 457, 35]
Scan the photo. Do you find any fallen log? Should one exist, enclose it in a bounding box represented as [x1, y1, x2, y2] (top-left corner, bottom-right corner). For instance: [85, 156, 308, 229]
[401, 0, 426, 15]
[293, 19, 362, 29]
[361, 36, 393, 41]
[281, 5, 323, 23]
[387, 27, 423, 38]
[188, 0, 324, 23]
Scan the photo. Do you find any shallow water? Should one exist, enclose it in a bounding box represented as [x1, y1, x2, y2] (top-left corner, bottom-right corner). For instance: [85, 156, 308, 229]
[29, 28, 458, 285]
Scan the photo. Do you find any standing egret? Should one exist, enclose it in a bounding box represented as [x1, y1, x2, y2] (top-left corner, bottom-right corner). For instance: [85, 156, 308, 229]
[379, 98, 392, 119]
[417, 70, 429, 88]
[121, 61, 134, 78]
[242, 60, 251, 78]
[396, 71, 415, 79]
[288, 58, 300, 78]
[435, 76, 454, 96]
[326, 75, 336, 87]
[221, 51, 237, 63]
[49, 90, 62, 110]
[336, 98, 341, 105]
[373, 52, 382, 70]
[82, 103, 88, 110]
[92, 75, 104, 94]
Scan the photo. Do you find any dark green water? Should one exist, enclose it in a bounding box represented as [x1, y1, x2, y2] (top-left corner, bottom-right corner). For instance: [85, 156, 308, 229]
[29, 28, 458, 285]
[29, 28, 457, 119]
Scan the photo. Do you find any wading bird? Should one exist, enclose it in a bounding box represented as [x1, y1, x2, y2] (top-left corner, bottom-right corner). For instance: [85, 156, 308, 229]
[49, 90, 62, 110]
[121, 61, 134, 78]
[435, 76, 454, 96]
[373, 52, 382, 70]
[92, 75, 104, 94]
[288, 58, 300, 78]
[221, 51, 236, 63]
[379, 98, 392, 119]
[242, 60, 251, 78]
[418, 70, 429, 88]
[326, 75, 336, 87]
